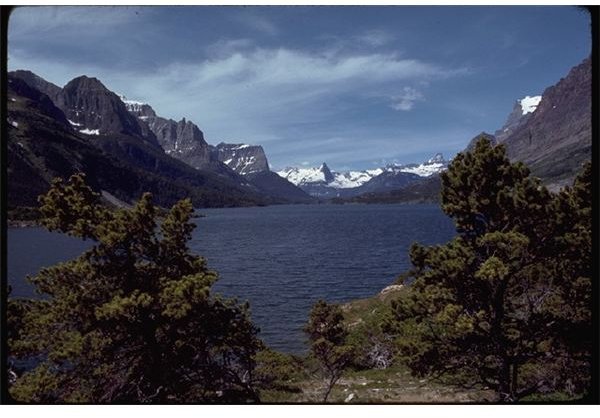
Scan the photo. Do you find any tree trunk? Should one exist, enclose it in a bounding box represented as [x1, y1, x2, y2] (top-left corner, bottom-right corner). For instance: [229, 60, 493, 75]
[498, 359, 513, 402]
[322, 375, 337, 402]
[510, 362, 519, 401]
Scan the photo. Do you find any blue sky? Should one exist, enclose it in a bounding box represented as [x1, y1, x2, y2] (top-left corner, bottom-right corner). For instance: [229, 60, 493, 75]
[8, 6, 591, 171]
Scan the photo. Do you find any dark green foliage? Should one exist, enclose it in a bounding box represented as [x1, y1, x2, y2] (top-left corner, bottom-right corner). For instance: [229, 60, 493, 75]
[387, 137, 591, 401]
[305, 300, 353, 402]
[346, 305, 396, 371]
[254, 349, 307, 394]
[8, 174, 263, 403]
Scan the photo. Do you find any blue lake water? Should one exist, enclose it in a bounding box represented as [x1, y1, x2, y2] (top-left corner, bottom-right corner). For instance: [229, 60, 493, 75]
[7, 203, 455, 354]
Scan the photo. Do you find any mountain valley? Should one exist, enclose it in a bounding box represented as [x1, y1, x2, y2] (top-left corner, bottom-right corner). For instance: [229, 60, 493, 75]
[7, 56, 591, 212]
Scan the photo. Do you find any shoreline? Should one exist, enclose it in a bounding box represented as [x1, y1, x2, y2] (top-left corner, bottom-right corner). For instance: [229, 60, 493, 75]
[7, 220, 39, 228]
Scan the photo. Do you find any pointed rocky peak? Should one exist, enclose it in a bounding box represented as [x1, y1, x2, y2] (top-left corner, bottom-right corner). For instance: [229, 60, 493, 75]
[319, 162, 335, 183]
[63, 75, 110, 93]
[57, 75, 161, 147]
[142, 115, 211, 168]
[426, 153, 445, 165]
[176, 118, 205, 142]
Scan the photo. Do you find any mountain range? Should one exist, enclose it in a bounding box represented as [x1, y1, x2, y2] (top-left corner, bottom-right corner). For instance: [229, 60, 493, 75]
[342, 56, 591, 204]
[276, 154, 448, 198]
[7, 56, 590, 212]
[7, 71, 314, 210]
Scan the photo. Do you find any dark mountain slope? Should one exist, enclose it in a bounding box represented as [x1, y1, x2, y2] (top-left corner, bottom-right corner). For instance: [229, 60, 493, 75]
[335, 175, 442, 204]
[502, 58, 591, 188]
[9, 69, 63, 103]
[244, 171, 315, 203]
[352, 171, 422, 195]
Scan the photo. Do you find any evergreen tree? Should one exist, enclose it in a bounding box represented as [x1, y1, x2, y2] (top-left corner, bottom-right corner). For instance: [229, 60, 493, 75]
[386, 138, 591, 401]
[8, 174, 263, 403]
[305, 300, 353, 402]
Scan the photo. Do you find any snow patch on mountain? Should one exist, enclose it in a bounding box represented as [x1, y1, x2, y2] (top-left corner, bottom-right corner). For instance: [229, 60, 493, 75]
[520, 95, 542, 115]
[228, 155, 259, 174]
[79, 128, 100, 135]
[118, 94, 148, 113]
[392, 161, 446, 177]
[214, 142, 270, 175]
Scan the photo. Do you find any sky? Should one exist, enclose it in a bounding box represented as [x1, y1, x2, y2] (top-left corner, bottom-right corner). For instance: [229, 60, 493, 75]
[7, 6, 591, 171]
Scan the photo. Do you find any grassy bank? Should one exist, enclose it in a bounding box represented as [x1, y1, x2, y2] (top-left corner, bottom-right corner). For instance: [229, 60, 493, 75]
[259, 285, 494, 403]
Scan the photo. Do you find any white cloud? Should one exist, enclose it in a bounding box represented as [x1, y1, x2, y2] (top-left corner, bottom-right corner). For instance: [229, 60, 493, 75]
[390, 87, 424, 111]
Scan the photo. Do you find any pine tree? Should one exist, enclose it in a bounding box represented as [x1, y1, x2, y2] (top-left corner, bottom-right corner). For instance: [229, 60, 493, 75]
[8, 174, 263, 403]
[387, 138, 592, 401]
[305, 300, 353, 402]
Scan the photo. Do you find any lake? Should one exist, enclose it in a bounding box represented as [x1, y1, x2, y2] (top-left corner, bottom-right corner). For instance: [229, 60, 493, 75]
[7, 203, 456, 353]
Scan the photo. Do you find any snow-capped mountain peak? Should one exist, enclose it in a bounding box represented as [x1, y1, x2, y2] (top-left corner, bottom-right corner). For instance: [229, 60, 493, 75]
[278, 165, 330, 185]
[319, 162, 335, 183]
[276, 153, 448, 194]
[328, 168, 385, 189]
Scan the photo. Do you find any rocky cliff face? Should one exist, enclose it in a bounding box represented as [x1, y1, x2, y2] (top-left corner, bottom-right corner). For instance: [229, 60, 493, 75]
[120, 96, 157, 119]
[209, 143, 312, 202]
[464, 57, 590, 190]
[7, 76, 70, 127]
[147, 116, 212, 169]
[493, 96, 541, 143]
[502, 58, 591, 188]
[117, 93, 311, 202]
[211, 143, 270, 175]
[58, 76, 158, 143]
[9, 72, 162, 149]
[119, 97, 213, 169]
[9, 70, 63, 104]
